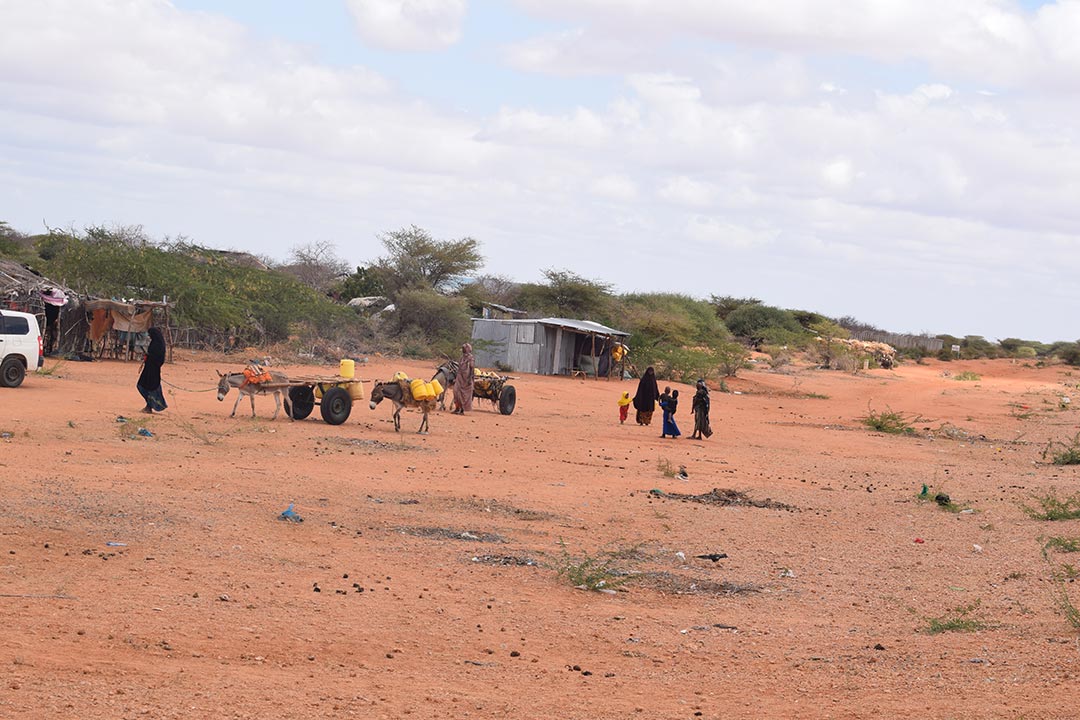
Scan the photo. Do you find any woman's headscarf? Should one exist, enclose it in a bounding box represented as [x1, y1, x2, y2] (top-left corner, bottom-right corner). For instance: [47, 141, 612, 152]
[147, 327, 166, 364]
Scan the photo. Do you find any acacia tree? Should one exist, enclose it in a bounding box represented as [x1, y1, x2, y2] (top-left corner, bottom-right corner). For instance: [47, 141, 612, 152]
[515, 269, 614, 320]
[372, 225, 484, 299]
[280, 240, 350, 293]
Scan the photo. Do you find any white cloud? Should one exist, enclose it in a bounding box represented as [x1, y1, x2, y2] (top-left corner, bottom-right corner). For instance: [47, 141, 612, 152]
[590, 173, 638, 201]
[658, 176, 716, 207]
[511, 0, 1080, 91]
[345, 0, 467, 52]
[685, 216, 777, 250]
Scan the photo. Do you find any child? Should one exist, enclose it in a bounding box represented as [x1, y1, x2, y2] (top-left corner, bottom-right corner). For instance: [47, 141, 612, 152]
[617, 391, 632, 424]
[660, 389, 681, 438]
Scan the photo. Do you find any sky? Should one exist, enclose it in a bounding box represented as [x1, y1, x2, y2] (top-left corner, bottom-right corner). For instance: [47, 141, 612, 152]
[2, 0, 1079, 342]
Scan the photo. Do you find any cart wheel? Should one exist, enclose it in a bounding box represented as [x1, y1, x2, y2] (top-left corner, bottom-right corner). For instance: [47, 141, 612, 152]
[288, 386, 315, 420]
[498, 384, 516, 415]
[320, 386, 352, 425]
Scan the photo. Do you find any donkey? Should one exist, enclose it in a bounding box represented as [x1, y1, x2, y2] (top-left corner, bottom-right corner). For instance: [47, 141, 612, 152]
[369, 380, 435, 434]
[216, 369, 291, 420]
[431, 359, 459, 411]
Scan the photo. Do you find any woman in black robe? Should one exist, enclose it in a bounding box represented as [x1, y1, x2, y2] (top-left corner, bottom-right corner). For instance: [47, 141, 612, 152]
[137, 327, 168, 413]
[632, 366, 660, 426]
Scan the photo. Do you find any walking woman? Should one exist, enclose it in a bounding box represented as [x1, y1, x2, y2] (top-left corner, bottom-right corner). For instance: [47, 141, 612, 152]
[632, 366, 660, 426]
[451, 342, 475, 414]
[691, 379, 713, 439]
[137, 327, 168, 413]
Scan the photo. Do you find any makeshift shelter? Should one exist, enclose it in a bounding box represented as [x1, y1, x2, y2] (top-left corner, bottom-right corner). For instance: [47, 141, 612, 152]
[0, 259, 79, 355]
[84, 298, 174, 361]
[470, 317, 629, 377]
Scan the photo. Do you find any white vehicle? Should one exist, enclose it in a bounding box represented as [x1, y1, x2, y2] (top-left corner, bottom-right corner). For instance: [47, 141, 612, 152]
[0, 309, 43, 387]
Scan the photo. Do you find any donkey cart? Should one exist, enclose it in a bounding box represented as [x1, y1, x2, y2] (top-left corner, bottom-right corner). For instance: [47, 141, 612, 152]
[432, 360, 516, 415]
[284, 375, 366, 425]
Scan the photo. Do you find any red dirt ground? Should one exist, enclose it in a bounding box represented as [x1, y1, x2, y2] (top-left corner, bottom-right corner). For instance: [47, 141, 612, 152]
[3, 352, 1080, 719]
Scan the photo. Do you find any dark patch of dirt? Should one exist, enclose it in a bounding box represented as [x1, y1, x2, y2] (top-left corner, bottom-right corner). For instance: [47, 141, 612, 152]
[649, 487, 797, 511]
[468, 554, 539, 566]
[635, 571, 761, 596]
[396, 526, 508, 543]
[327, 436, 429, 452]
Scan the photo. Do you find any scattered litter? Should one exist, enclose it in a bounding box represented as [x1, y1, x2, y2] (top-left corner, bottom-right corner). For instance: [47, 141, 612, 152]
[105, 542, 127, 547]
[137, 428, 154, 438]
[0, 432, 12, 439]
[973, 544, 983, 553]
[471, 554, 538, 567]
[960, 508, 975, 514]
[676, 466, 689, 480]
[115, 416, 128, 423]
[695, 553, 728, 562]
[675, 551, 686, 562]
[934, 492, 951, 507]
[779, 568, 796, 578]
[279, 504, 304, 523]
[873, 643, 886, 651]
[914, 538, 925, 544]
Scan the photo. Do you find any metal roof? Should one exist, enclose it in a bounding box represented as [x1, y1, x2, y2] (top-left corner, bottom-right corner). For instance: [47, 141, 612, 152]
[472, 316, 628, 337]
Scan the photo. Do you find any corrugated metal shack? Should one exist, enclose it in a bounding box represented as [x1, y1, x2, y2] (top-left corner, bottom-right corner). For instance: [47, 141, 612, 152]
[470, 317, 629, 376]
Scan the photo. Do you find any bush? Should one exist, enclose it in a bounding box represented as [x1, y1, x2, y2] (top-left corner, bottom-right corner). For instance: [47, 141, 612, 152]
[716, 341, 751, 377]
[384, 288, 471, 356]
[1021, 490, 1080, 520]
[1042, 433, 1080, 466]
[725, 304, 802, 344]
[618, 293, 728, 351]
[861, 407, 917, 435]
[762, 345, 792, 369]
[831, 350, 860, 373]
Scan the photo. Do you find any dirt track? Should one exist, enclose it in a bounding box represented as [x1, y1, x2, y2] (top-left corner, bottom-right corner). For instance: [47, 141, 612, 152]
[3, 353, 1080, 719]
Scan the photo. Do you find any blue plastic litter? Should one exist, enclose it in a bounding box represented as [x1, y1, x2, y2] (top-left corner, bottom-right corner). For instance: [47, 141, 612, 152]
[279, 503, 303, 523]
[137, 428, 153, 438]
[106, 542, 127, 547]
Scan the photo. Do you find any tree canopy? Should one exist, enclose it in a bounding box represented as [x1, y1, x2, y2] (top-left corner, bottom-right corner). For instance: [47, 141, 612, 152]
[372, 225, 483, 299]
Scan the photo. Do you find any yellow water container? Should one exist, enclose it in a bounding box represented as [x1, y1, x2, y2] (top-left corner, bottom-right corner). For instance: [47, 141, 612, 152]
[347, 380, 365, 400]
[410, 378, 428, 400]
[314, 385, 323, 399]
[429, 378, 443, 396]
[340, 358, 355, 378]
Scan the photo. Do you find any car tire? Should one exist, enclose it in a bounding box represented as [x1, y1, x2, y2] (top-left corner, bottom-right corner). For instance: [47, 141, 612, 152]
[0, 357, 25, 388]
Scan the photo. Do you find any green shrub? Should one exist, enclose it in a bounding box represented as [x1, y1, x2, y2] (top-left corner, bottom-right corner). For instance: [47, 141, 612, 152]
[725, 304, 802, 344]
[923, 602, 984, 634]
[1042, 433, 1080, 466]
[861, 407, 917, 435]
[1021, 489, 1080, 520]
[385, 288, 471, 355]
[953, 371, 982, 381]
[551, 544, 634, 592]
[1043, 536, 1080, 554]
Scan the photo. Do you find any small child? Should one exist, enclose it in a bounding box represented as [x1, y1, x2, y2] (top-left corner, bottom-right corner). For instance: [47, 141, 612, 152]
[617, 391, 632, 424]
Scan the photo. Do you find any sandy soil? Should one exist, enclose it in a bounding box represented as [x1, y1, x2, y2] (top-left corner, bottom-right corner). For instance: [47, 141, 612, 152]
[3, 351, 1080, 719]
